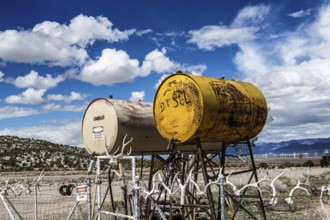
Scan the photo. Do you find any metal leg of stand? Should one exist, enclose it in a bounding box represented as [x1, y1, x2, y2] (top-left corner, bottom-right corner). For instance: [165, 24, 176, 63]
[218, 142, 226, 220]
[197, 139, 217, 219]
[247, 140, 267, 220]
[145, 155, 155, 219]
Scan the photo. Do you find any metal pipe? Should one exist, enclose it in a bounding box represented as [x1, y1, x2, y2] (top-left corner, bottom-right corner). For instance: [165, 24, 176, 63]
[108, 166, 117, 220]
[67, 201, 80, 220]
[96, 155, 140, 220]
[87, 178, 92, 220]
[0, 194, 15, 220]
[35, 184, 38, 220]
[131, 156, 140, 220]
[96, 158, 101, 220]
[99, 210, 134, 219]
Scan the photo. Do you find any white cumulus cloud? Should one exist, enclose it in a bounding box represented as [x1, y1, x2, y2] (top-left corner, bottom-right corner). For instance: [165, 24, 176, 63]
[129, 91, 145, 101]
[78, 48, 140, 85]
[11, 70, 64, 89]
[0, 14, 135, 66]
[77, 48, 178, 85]
[139, 48, 178, 76]
[5, 88, 45, 105]
[33, 14, 135, 47]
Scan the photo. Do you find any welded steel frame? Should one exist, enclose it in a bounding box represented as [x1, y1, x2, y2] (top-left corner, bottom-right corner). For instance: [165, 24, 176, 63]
[141, 137, 267, 220]
[95, 155, 140, 220]
[142, 139, 221, 220]
[218, 138, 267, 220]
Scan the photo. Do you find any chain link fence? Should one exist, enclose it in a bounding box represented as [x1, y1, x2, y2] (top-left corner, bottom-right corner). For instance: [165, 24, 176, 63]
[0, 175, 90, 220]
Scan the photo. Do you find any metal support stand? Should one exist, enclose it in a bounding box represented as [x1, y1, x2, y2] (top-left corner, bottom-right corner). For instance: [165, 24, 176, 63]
[141, 137, 267, 220]
[227, 139, 267, 220]
[196, 139, 217, 219]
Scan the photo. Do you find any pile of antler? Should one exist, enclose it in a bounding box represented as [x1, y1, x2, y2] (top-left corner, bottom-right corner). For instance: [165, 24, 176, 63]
[141, 167, 315, 208]
[0, 171, 44, 197]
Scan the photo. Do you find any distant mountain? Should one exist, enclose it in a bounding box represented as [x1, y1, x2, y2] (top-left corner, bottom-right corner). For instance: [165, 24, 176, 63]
[253, 137, 330, 155]
[0, 135, 90, 172]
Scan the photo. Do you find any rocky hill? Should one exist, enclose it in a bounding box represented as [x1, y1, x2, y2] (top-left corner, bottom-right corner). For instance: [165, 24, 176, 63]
[0, 136, 90, 172]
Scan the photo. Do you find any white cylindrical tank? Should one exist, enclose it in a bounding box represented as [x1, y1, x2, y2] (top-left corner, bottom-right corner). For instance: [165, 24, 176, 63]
[82, 98, 168, 155]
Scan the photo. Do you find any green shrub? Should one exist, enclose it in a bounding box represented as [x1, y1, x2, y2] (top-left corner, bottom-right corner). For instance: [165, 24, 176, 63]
[303, 160, 315, 167]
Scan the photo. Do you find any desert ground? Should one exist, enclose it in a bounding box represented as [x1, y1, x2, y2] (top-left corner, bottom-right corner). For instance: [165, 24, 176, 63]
[1, 158, 330, 219]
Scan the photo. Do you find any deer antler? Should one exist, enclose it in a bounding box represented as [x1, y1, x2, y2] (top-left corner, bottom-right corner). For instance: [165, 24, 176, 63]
[105, 134, 133, 165]
[284, 179, 310, 205]
[0, 177, 10, 196]
[11, 182, 24, 197]
[113, 134, 133, 156]
[176, 168, 194, 205]
[190, 167, 224, 197]
[225, 171, 238, 193]
[111, 163, 127, 187]
[24, 177, 37, 194]
[157, 171, 180, 198]
[104, 135, 114, 158]
[235, 174, 268, 196]
[189, 170, 205, 197]
[143, 170, 162, 199]
[35, 171, 45, 194]
[320, 185, 330, 219]
[269, 171, 286, 205]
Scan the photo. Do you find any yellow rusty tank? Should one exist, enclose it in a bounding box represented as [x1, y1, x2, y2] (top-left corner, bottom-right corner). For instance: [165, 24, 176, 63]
[153, 72, 267, 144]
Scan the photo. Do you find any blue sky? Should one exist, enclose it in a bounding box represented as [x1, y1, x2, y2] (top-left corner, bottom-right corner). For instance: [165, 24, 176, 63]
[0, 0, 329, 146]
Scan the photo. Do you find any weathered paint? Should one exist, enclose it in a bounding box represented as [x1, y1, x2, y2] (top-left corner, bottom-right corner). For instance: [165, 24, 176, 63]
[153, 73, 268, 143]
[82, 98, 223, 155]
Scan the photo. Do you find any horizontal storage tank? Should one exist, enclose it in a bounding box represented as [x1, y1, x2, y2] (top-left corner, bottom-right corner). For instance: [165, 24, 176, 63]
[153, 73, 267, 144]
[82, 98, 223, 155]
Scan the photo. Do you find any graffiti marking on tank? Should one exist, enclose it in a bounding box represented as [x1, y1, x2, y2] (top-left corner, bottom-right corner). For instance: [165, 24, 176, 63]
[172, 90, 191, 108]
[207, 80, 258, 139]
[159, 98, 172, 112]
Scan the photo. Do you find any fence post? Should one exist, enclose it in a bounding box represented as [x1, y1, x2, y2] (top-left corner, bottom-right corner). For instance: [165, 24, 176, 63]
[131, 156, 140, 220]
[87, 178, 92, 220]
[35, 184, 38, 220]
[97, 158, 102, 220]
